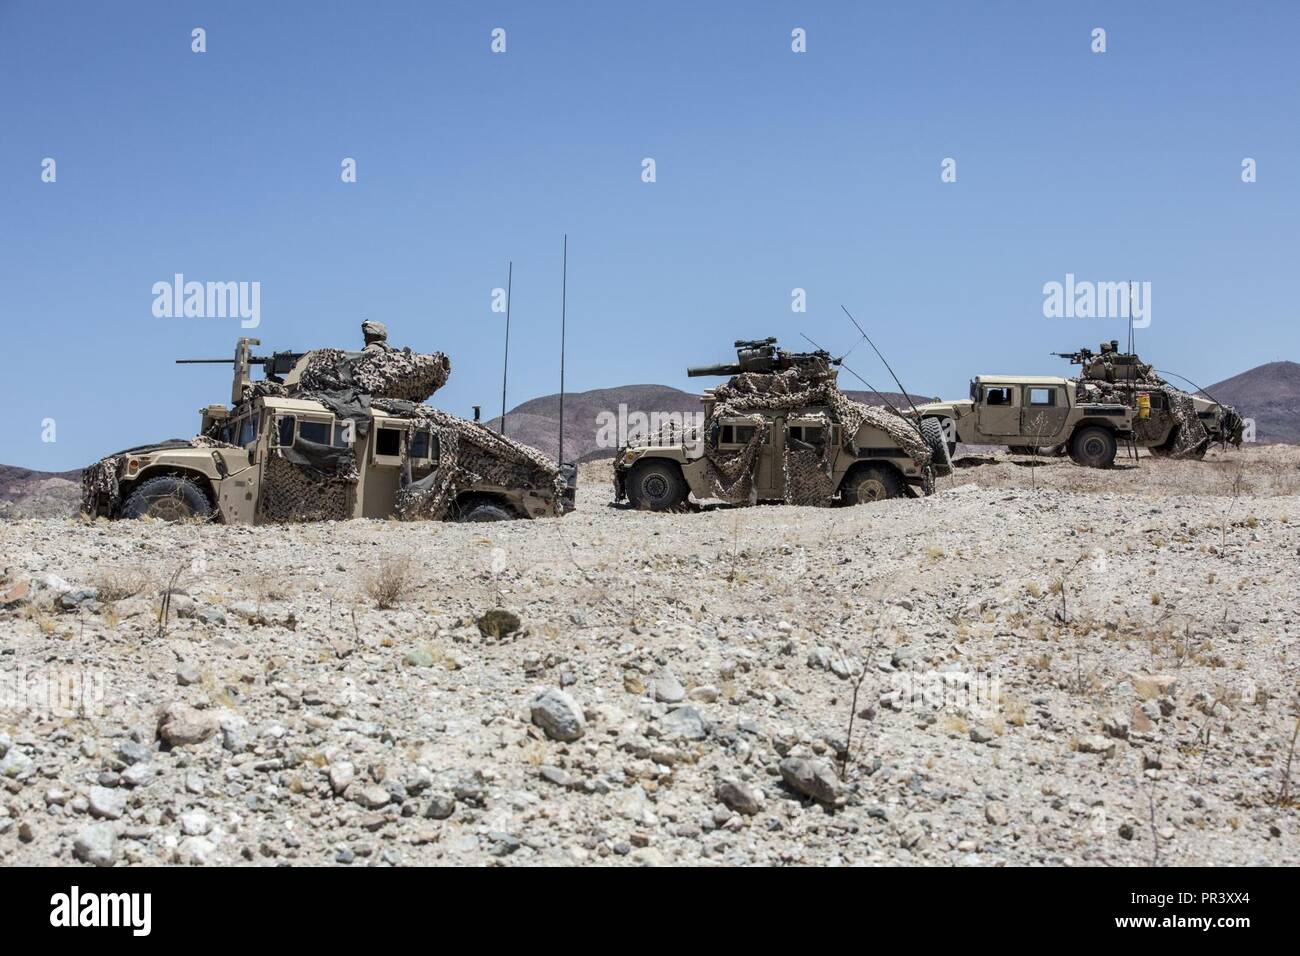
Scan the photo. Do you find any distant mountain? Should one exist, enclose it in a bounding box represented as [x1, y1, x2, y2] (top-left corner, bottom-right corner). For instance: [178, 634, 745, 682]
[485, 385, 703, 462]
[485, 384, 935, 461]
[0, 464, 81, 518]
[1202, 361, 1300, 444]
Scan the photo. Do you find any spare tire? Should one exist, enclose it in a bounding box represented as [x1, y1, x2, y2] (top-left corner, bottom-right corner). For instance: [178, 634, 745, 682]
[920, 418, 953, 477]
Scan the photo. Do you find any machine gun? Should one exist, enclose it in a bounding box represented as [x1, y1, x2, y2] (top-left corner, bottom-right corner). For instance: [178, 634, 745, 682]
[687, 338, 840, 377]
[177, 337, 309, 403]
[1050, 347, 1095, 366]
[1054, 341, 1153, 383]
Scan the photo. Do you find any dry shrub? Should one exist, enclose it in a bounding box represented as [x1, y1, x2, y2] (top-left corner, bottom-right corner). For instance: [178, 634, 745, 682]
[93, 569, 151, 604]
[363, 556, 416, 609]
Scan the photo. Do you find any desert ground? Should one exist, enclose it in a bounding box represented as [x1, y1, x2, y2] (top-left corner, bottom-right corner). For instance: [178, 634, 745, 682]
[1, 444, 1298, 866]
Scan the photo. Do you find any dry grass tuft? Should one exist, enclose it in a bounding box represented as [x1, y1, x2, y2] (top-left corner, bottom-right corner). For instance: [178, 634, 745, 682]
[93, 569, 152, 604]
[362, 556, 416, 609]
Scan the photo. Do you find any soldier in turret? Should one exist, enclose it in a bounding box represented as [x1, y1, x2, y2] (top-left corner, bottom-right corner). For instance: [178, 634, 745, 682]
[361, 320, 391, 353]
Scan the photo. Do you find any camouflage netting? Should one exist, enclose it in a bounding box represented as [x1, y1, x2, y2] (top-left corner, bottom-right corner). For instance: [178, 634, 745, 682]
[80, 437, 242, 514]
[298, 347, 451, 403]
[257, 454, 355, 522]
[80, 458, 121, 512]
[1077, 357, 1210, 458]
[385, 403, 564, 520]
[218, 343, 481, 524]
[679, 358, 931, 506]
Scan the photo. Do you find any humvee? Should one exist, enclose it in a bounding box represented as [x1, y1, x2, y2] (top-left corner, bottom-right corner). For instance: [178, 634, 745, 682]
[1057, 342, 1243, 458]
[613, 338, 949, 510]
[82, 334, 576, 523]
[915, 375, 1137, 468]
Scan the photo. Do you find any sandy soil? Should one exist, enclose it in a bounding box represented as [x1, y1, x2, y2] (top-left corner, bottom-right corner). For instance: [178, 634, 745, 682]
[1, 444, 1297, 866]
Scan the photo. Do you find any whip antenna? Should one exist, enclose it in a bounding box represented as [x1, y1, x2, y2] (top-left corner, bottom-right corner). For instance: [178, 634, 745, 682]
[557, 235, 567, 464]
[840, 305, 925, 434]
[500, 260, 512, 435]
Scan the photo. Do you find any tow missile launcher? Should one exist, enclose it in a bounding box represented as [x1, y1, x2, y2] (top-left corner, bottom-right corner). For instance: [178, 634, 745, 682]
[686, 338, 840, 378]
[614, 337, 948, 511]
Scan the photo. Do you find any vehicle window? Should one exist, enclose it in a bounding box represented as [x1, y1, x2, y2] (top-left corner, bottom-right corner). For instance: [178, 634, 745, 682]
[298, 420, 331, 445]
[983, 387, 1013, 407]
[376, 427, 403, 457]
[239, 414, 258, 447]
[410, 428, 439, 461]
[790, 426, 824, 444]
[733, 425, 756, 444]
[1027, 387, 1056, 407]
[276, 416, 296, 446]
[332, 422, 353, 447]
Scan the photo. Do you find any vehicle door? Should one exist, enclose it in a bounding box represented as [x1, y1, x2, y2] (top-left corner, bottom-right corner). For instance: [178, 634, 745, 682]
[715, 417, 775, 499]
[1021, 385, 1069, 442]
[362, 418, 408, 518]
[974, 384, 1021, 437]
[217, 408, 263, 524]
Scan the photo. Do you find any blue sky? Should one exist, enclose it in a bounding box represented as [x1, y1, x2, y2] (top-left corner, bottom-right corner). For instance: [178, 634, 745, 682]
[2, 1, 1297, 470]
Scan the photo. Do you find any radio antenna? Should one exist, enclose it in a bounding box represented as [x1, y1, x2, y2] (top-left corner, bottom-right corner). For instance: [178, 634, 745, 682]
[800, 333, 909, 421]
[840, 305, 924, 433]
[499, 260, 512, 435]
[557, 235, 568, 464]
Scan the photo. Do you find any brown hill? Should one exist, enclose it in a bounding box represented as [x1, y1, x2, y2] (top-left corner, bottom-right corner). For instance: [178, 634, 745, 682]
[0, 464, 82, 519]
[1201, 361, 1300, 444]
[484, 385, 704, 462]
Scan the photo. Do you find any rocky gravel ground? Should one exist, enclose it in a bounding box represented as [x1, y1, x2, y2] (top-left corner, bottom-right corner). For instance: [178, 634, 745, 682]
[1, 445, 1298, 867]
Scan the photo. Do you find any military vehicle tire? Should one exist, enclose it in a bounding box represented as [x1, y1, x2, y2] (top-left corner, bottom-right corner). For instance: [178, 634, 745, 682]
[626, 460, 689, 511]
[1068, 426, 1117, 469]
[841, 465, 906, 505]
[919, 418, 953, 476]
[120, 475, 213, 522]
[456, 500, 517, 522]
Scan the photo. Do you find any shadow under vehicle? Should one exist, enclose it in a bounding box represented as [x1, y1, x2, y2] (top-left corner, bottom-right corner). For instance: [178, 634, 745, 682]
[81, 334, 576, 524]
[613, 338, 950, 511]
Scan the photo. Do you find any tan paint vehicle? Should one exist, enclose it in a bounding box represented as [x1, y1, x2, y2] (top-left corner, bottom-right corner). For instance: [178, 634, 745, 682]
[914, 375, 1137, 468]
[613, 341, 949, 510]
[1057, 342, 1244, 458]
[81, 337, 575, 523]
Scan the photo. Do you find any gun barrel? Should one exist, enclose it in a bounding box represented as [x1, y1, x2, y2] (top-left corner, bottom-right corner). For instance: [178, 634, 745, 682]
[177, 356, 270, 365]
[687, 363, 743, 377]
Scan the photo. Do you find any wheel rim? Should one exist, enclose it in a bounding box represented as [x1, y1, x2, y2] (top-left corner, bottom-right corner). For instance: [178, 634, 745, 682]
[858, 478, 887, 501]
[642, 474, 669, 502]
[147, 498, 190, 521]
[1083, 437, 1105, 459]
